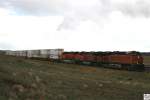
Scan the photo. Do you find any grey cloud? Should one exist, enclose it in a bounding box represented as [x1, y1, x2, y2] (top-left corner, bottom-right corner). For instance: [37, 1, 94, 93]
[57, 16, 80, 30]
[0, 0, 65, 16]
[0, 0, 150, 30]
[58, 0, 111, 30]
[0, 0, 111, 30]
[59, 0, 150, 30]
[113, 0, 150, 17]
[0, 0, 150, 17]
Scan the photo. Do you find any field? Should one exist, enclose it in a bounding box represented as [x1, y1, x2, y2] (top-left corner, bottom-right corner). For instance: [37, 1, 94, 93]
[143, 55, 150, 65]
[0, 55, 150, 100]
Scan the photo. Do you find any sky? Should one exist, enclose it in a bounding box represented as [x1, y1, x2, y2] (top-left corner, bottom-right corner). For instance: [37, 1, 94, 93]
[0, 0, 150, 51]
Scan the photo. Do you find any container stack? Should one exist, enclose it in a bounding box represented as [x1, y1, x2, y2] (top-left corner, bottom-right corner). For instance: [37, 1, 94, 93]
[5, 49, 64, 60]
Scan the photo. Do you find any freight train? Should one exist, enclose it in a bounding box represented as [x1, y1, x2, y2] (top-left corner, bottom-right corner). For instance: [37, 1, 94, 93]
[5, 49, 144, 71]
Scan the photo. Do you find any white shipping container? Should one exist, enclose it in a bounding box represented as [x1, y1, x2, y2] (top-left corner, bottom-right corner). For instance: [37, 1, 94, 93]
[13, 51, 16, 56]
[40, 49, 50, 55]
[16, 51, 20, 56]
[5, 51, 11, 55]
[32, 54, 41, 58]
[27, 50, 40, 58]
[33, 50, 40, 55]
[40, 49, 51, 58]
[21, 51, 26, 57]
[9, 51, 13, 56]
[49, 49, 64, 60]
[49, 55, 59, 59]
[49, 49, 64, 55]
[27, 50, 33, 58]
[20, 51, 25, 57]
[18, 51, 22, 56]
[40, 54, 49, 58]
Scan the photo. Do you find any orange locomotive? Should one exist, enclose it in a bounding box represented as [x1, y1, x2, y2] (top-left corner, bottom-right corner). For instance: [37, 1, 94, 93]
[98, 51, 144, 71]
[62, 51, 144, 71]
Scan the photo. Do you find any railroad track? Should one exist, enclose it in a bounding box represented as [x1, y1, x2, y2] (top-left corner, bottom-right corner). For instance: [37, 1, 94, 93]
[144, 65, 150, 72]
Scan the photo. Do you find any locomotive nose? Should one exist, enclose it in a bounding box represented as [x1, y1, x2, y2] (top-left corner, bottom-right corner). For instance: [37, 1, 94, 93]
[138, 56, 143, 64]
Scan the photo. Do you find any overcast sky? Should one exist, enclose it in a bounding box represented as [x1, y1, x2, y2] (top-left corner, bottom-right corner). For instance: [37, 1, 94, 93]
[0, 0, 150, 51]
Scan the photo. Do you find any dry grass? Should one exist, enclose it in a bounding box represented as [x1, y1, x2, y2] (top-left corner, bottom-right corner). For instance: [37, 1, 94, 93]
[143, 56, 150, 65]
[0, 55, 150, 100]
